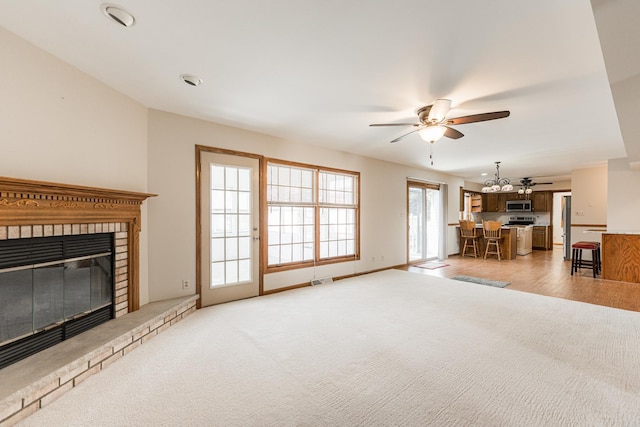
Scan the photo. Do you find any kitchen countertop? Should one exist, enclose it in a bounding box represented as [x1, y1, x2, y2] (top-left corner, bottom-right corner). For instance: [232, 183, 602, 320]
[602, 231, 640, 235]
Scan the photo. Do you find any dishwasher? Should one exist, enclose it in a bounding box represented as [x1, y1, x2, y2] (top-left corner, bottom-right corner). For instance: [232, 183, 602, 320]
[515, 225, 533, 255]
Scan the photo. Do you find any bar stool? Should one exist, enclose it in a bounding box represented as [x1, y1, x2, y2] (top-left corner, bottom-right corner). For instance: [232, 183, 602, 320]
[571, 241, 601, 278]
[483, 220, 503, 261]
[459, 220, 480, 258]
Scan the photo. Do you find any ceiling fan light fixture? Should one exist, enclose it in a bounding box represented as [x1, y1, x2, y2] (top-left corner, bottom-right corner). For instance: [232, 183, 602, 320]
[418, 125, 447, 142]
[101, 4, 136, 27]
[427, 99, 451, 123]
[518, 188, 525, 194]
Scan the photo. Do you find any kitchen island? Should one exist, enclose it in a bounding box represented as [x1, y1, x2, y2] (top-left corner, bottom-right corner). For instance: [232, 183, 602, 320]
[458, 225, 517, 260]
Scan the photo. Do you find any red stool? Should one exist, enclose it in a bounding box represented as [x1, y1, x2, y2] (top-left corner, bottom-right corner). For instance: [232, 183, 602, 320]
[571, 241, 601, 278]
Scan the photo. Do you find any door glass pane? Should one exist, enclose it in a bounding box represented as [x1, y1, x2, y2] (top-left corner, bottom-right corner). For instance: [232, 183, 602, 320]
[212, 238, 225, 262]
[211, 166, 225, 190]
[238, 214, 251, 236]
[238, 259, 251, 282]
[426, 188, 441, 259]
[210, 164, 253, 287]
[238, 237, 251, 259]
[408, 188, 424, 261]
[225, 167, 238, 190]
[211, 262, 225, 286]
[409, 186, 441, 261]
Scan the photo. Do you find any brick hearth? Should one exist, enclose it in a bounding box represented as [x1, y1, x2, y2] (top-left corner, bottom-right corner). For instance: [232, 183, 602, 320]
[0, 177, 198, 426]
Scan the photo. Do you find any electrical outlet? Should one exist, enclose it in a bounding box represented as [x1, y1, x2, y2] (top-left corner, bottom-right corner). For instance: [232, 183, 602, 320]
[182, 280, 190, 289]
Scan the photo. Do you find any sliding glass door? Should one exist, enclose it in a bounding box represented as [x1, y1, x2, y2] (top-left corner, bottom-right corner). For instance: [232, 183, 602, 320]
[408, 183, 440, 262]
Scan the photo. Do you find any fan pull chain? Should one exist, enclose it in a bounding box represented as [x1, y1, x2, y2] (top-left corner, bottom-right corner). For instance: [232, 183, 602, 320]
[429, 141, 434, 166]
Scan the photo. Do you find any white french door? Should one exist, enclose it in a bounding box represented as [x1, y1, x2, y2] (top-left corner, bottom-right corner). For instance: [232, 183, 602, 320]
[408, 183, 440, 262]
[199, 150, 260, 307]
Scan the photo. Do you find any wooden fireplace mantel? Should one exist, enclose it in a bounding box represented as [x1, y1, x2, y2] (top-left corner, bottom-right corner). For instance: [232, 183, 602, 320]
[0, 176, 156, 312]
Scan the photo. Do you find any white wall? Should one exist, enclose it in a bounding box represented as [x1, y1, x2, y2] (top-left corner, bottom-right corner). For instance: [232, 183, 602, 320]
[147, 109, 464, 300]
[570, 165, 608, 246]
[0, 27, 151, 304]
[607, 158, 640, 232]
[571, 165, 607, 225]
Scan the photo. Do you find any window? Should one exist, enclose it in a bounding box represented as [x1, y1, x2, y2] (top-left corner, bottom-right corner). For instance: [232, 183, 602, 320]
[319, 172, 357, 258]
[266, 161, 359, 270]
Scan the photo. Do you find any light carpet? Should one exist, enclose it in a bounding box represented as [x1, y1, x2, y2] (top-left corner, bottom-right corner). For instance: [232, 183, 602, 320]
[19, 270, 640, 426]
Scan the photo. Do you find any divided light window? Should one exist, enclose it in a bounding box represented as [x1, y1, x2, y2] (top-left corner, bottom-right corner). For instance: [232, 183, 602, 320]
[266, 161, 359, 270]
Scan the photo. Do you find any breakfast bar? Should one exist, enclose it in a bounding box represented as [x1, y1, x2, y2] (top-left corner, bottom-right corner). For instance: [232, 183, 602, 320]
[458, 225, 517, 260]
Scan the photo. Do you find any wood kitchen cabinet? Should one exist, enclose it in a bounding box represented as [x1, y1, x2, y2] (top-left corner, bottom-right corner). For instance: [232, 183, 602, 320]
[532, 191, 550, 212]
[470, 193, 482, 213]
[483, 193, 508, 212]
[460, 190, 483, 213]
[498, 194, 508, 211]
[483, 194, 496, 212]
[532, 225, 552, 250]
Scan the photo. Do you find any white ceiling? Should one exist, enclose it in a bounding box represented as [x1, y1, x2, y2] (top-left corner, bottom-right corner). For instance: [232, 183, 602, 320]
[0, 0, 630, 184]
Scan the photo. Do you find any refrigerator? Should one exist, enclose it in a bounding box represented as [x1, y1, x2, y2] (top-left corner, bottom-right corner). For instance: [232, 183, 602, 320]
[562, 195, 572, 261]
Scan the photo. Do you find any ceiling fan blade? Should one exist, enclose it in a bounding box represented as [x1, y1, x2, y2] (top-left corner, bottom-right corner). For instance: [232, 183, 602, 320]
[390, 129, 419, 143]
[443, 126, 464, 139]
[446, 111, 510, 125]
[427, 99, 451, 122]
[369, 123, 420, 127]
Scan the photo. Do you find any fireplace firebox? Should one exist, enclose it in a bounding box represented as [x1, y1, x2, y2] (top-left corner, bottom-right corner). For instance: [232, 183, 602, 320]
[0, 233, 114, 369]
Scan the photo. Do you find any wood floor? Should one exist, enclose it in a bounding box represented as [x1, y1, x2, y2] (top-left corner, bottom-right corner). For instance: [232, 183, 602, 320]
[398, 246, 640, 312]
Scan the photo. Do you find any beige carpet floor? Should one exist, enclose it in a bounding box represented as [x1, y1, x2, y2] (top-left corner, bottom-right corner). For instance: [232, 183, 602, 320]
[19, 270, 640, 426]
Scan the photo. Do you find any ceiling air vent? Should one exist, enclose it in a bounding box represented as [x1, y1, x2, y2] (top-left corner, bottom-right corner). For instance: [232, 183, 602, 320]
[101, 4, 136, 28]
[180, 74, 203, 87]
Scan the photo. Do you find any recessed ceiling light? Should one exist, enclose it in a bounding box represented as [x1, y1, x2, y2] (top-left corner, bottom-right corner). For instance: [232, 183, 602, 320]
[101, 4, 136, 28]
[180, 74, 203, 87]
[481, 173, 488, 176]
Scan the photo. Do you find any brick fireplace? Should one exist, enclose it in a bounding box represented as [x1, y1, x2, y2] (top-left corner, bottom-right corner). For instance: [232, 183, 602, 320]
[0, 176, 154, 317]
[0, 177, 200, 425]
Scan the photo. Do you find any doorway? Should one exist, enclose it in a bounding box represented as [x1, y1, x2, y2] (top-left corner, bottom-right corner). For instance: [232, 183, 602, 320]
[407, 182, 441, 262]
[197, 147, 261, 307]
[552, 191, 571, 245]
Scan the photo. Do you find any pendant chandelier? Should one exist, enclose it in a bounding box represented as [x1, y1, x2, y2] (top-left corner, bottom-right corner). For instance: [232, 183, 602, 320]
[481, 161, 513, 193]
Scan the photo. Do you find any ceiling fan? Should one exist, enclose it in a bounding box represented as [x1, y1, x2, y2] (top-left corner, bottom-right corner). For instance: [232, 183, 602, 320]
[370, 99, 510, 143]
[518, 177, 553, 194]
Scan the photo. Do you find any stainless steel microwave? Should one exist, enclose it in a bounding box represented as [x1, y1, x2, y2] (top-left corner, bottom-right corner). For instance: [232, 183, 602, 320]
[506, 200, 532, 212]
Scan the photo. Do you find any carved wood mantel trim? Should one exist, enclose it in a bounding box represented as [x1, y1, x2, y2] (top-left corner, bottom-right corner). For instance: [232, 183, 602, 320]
[0, 176, 156, 312]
